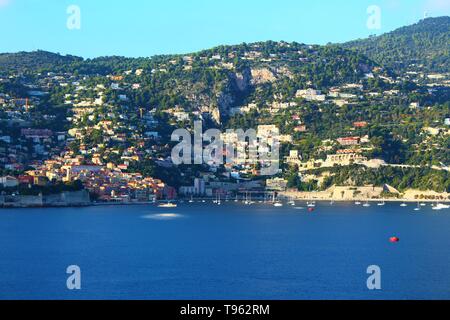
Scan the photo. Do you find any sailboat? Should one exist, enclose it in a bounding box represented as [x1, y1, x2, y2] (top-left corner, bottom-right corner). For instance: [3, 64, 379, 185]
[363, 201, 371, 207]
[377, 200, 385, 206]
[272, 193, 283, 207]
[248, 193, 255, 205]
[217, 193, 222, 205]
[189, 195, 194, 203]
[288, 196, 296, 206]
[414, 202, 421, 211]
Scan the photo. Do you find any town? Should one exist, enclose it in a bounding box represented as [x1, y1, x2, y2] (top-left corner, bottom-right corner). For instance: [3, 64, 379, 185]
[1, 20, 449, 207]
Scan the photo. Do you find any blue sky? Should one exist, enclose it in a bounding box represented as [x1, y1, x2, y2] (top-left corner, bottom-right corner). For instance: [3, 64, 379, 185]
[0, 0, 449, 58]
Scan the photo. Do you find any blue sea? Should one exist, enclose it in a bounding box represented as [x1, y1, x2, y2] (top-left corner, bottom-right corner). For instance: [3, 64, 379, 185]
[0, 202, 449, 300]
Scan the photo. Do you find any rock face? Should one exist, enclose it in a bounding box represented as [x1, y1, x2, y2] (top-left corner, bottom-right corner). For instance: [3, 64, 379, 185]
[250, 68, 277, 85]
[210, 69, 253, 124]
[233, 69, 252, 91]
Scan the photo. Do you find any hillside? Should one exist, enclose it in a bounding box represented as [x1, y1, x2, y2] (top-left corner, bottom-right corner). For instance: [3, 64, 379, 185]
[0, 50, 82, 73]
[0, 42, 382, 124]
[343, 16, 450, 72]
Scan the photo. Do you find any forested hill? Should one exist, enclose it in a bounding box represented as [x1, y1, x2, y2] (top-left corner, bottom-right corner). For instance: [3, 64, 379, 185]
[343, 16, 450, 73]
[0, 50, 83, 73]
[0, 42, 383, 124]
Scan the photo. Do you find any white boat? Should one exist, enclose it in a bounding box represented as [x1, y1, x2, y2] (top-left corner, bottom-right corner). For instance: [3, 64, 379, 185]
[274, 202, 283, 207]
[420, 203, 427, 207]
[355, 201, 362, 205]
[363, 201, 371, 207]
[400, 203, 408, 207]
[307, 201, 316, 208]
[432, 203, 450, 211]
[377, 201, 385, 206]
[271, 193, 283, 207]
[158, 202, 178, 208]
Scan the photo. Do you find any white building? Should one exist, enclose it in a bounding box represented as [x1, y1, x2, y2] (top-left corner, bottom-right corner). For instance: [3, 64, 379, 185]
[0, 176, 19, 188]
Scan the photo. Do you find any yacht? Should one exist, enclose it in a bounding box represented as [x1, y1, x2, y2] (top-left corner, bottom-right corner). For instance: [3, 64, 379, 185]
[432, 203, 450, 211]
[400, 203, 408, 207]
[307, 201, 316, 208]
[274, 202, 283, 207]
[158, 202, 178, 208]
[363, 201, 371, 207]
[377, 201, 386, 206]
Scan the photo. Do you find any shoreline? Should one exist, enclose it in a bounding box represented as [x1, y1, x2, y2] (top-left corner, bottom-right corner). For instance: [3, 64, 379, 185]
[1, 198, 449, 209]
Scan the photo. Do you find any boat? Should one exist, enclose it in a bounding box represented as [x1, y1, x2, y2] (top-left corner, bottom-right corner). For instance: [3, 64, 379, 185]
[400, 203, 408, 207]
[355, 201, 362, 205]
[389, 236, 400, 243]
[432, 203, 450, 211]
[377, 201, 385, 206]
[158, 202, 178, 208]
[308, 207, 315, 213]
[271, 193, 282, 207]
[273, 202, 283, 207]
[363, 201, 371, 207]
[414, 202, 421, 211]
[420, 203, 427, 207]
[188, 196, 194, 203]
[307, 201, 316, 208]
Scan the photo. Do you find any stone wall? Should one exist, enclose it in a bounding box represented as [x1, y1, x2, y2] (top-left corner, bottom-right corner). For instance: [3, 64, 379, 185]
[0, 190, 91, 208]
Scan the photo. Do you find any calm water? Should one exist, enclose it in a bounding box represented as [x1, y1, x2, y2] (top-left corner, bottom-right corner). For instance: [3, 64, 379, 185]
[0, 202, 449, 300]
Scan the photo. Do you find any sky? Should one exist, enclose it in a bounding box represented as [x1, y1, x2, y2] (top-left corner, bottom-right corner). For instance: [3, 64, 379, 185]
[0, 0, 449, 58]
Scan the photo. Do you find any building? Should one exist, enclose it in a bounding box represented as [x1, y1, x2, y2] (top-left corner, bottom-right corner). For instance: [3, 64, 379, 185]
[296, 89, 326, 102]
[266, 178, 288, 191]
[337, 137, 361, 146]
[0, 176, 19, 188]
[194, 178, 206, 195]
[353, 121, 368, 128]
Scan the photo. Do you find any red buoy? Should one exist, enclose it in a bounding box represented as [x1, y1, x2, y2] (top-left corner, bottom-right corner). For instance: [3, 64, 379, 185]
[389, 237, 400, 243]
[308, 207, 315, 213]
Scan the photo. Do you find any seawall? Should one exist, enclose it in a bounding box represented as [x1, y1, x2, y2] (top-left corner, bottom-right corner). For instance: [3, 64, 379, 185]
[0, 190, 91, 208]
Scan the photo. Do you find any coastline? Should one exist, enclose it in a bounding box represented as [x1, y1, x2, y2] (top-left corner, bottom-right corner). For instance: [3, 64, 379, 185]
[2, 198, 449, 209]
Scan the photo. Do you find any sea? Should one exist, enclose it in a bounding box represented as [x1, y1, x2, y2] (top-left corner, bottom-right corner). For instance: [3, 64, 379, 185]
[0, 202, 449, 300]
